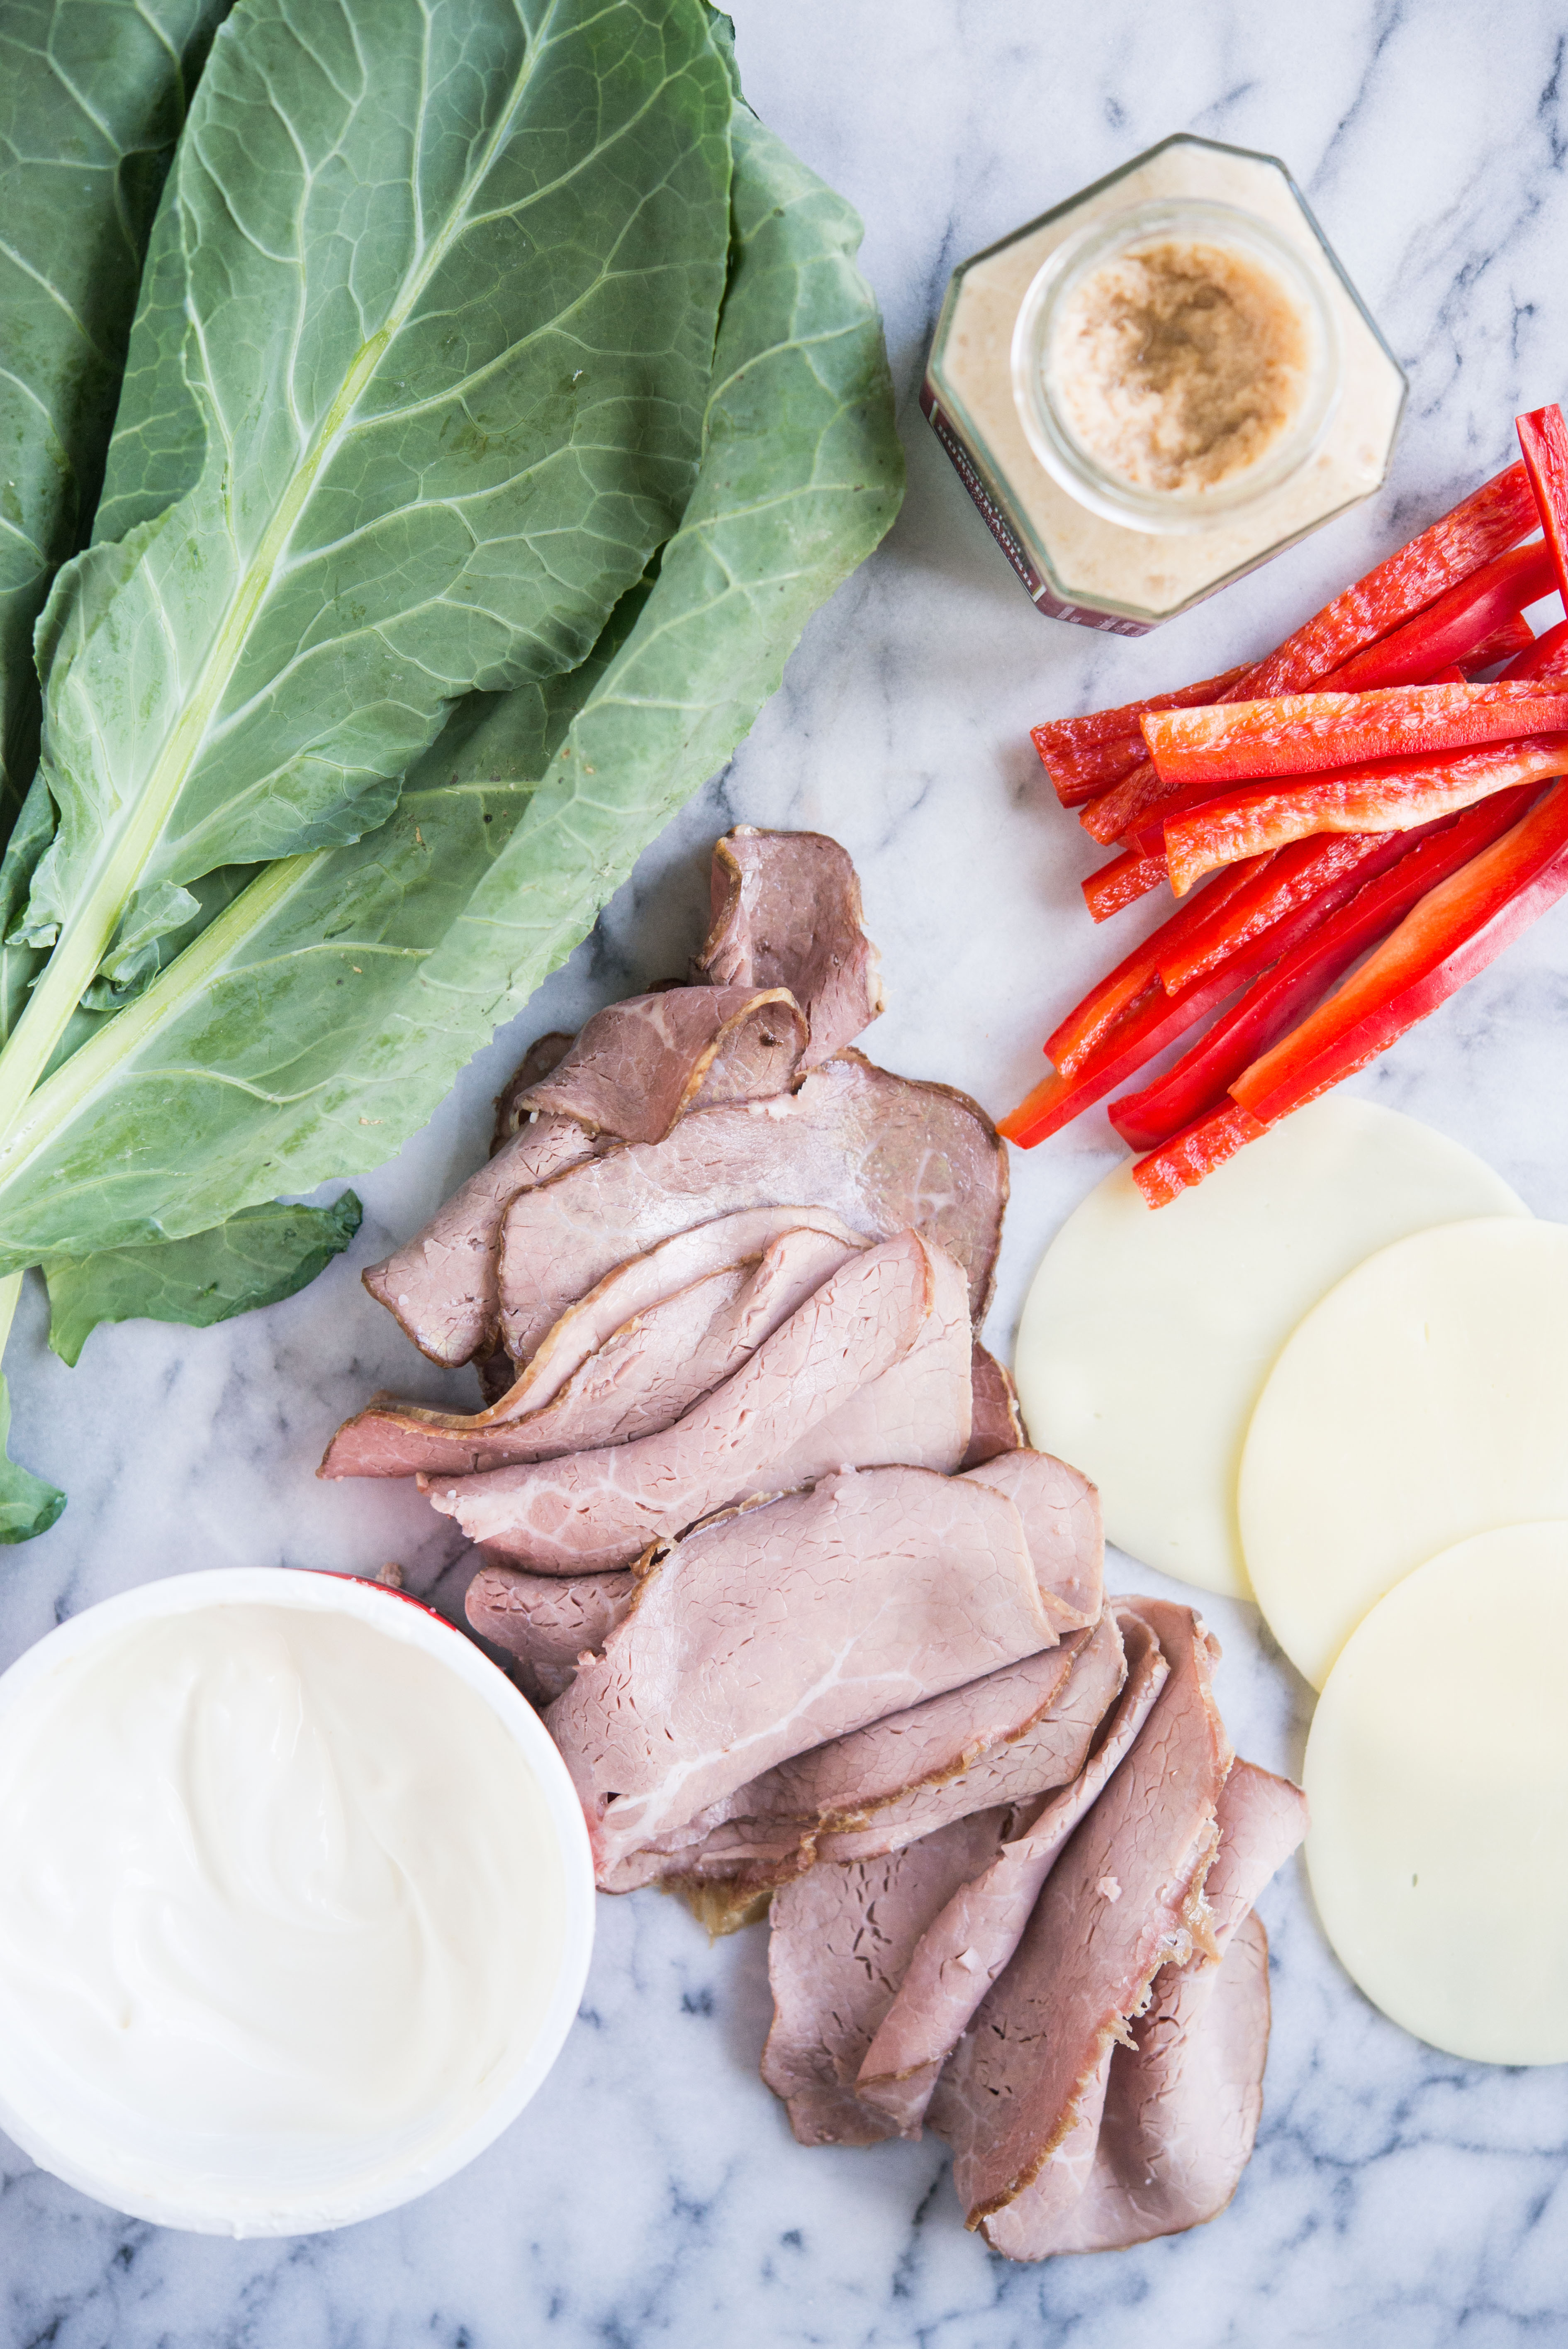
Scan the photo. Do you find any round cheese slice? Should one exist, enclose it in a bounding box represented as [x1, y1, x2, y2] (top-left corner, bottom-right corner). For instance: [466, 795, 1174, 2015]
[1240, 1217, 1568, 1687]
[1012, 1098, 1524, 1599]
[1304, 1523, 1568, 2064]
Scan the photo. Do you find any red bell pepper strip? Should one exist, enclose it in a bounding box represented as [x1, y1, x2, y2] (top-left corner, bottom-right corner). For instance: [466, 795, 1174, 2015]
[1081, 844, 1167, 921]
[1517, 406, 1568, 607]
[1142, 680, 1568, 791]
[1065, 469, 1540, 847]
[1155, 829, 1405, 996]
[1244, 462, 1540, 694]
[1006, 832, 1417, 1148]
[1110, 789, 1539, 1150]
[1045, 855, 1271, 1075]
[1500, 612, 1568, 682]
[1031, 664, 1253, 807]
[1164, 734, 1568, 895]
[1002, 971, 1253, 1148]
[1323, 536, 1556, 692]
[1461, 612, 1536, 673]
[1132, 1103, 1268, 1209]
[1230, 777, 1568, 1126]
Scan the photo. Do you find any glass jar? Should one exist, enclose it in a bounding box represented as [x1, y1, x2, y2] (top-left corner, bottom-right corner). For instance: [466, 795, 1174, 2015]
[922, 134, 1407, 634]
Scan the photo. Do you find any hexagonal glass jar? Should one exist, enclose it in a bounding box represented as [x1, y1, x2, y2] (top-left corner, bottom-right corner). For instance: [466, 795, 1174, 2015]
[923, 134, 1406, 634]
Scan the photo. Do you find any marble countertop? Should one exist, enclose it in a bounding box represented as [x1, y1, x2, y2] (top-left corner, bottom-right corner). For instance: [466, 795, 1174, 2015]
[6, 4, 1568, 2344]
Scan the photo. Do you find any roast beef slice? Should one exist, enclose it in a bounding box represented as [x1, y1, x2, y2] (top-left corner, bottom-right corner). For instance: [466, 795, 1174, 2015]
[812, 1596, 1120, 1867]
[609, 1623, 1111, 1898]
[544, 1464, 1061, 1883]
[493, 1031, 577, 1140]
[696, 828, 884, 1069]
[360, 987, 809, 1371]
[984, 1758, 1305, 2261]
[521, 986, 808, 1142]
[963, 1344, 1024, 1469]
[962, 1450, 1102, 1635]
[931, 1598, 1234, 2238]
[760, 1809, 1008, 2149]
[363, 1114, 600, 1369]
[322, 1219, 864, 1479]
[465, 1568, 635, 1706]
[497, 1051, 1006, 1361]
[425, 1229, 973, 1572]
[855, 1609, 1169, 2134]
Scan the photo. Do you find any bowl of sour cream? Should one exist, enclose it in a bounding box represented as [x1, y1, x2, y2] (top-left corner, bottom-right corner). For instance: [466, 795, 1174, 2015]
[0, 1566, 594, 2235]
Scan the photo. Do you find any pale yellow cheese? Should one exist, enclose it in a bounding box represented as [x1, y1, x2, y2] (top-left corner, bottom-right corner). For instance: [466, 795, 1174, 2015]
[1303, 1523, 1568, 2064]
[1012, 1099, 1522, 1598]
[1240, 1217, 1568, 1686]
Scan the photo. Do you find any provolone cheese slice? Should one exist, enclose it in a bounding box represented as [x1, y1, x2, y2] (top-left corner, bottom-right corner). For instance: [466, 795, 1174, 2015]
[1240, 1217, 1568, 1687]
[1304, 1523, 1568, 2064]
[1012, 1098, 1523, 1599]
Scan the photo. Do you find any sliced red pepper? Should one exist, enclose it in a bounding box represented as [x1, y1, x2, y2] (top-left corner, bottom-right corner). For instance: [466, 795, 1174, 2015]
[1002, 973, 1245, 1147]
[1032, 664, 1253, 807]
[1501, 614, 1568, 682]
[1142, 679, 1568, 791]
[1245, 462, 1539, 694]
[1155, 829, 1405, 996]
[1164, 734, 1568, 895]
[1045, 857, 1270, 1075]
[1461, 612, 1536, 673]
[1066, 470, 1539, 849]
[1006, 835, 1412, 1147]
[1517, 406, 1568, 607]
[1230, 778, 1568, 1124]
[1323, 536, 1555, 692]
[1110, 790, 1538, 1150]
[1081, 844, 1167, 921]
[1132, 1102, 1268, 1209]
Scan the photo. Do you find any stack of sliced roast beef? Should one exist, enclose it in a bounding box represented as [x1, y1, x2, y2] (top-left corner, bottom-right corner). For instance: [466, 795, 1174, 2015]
[324, 828, 1306, 2261]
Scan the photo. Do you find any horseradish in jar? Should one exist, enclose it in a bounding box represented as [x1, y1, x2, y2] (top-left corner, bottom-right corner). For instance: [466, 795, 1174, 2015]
[923, 134, 1405, 632]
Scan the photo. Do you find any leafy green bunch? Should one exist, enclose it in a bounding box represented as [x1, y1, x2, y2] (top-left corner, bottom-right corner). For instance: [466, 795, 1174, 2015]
[0, 0, 904, 1536]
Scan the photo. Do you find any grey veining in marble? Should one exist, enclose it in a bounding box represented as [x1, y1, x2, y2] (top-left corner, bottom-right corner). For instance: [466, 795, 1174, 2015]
[3, 3, 1568, 2343]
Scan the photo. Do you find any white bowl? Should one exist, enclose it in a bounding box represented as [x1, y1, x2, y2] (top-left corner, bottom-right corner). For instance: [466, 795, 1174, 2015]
[0, 1567, 594, 2236]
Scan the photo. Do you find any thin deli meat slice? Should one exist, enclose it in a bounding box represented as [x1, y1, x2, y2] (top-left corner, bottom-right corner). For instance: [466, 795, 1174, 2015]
[363, 1114, 601, 1369]
[695, 827, 885, 1067]
[988, 1759, 1307, 2259]
[544, 1465, 1062, 1885]
[812, 1595, 1119, 1866]
[760, 1810, 1009, 2149]
[321, 1219, 864, 1479]
[963, 1343, 1025, 1469]
[425, 1231, 972, 1572]
[612, 1616, 1121, 1898]
[964, 1450, 1103, 1635]
[497, 1051, 1008, 1360]
[854, 1610, 1169, 2135]
[931, 1600, 1234, 2244]
[519, 986, 808, 1140]
[361, 987, 808, 1369]
[465, 1568, 635, 1707]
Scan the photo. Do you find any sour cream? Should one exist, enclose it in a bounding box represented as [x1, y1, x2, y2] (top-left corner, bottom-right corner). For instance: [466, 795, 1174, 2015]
[0, 1574, 592, 2234]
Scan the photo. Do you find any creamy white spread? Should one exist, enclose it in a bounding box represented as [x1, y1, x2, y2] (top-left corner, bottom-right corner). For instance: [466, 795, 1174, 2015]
[0, 1601, 563, 2222]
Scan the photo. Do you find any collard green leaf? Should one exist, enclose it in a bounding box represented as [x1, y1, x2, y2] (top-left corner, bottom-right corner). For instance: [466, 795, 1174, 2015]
[43, 1191, 362, 1366]
[17, 0, 732, 1071]
[0, 99, 904, 1266]
[0, 1373, 65, 1544]
[0, 0, 232, 825]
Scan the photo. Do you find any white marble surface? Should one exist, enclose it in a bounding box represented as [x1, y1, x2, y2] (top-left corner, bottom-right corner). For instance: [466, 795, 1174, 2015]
[5, 3, 1568, 2342]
